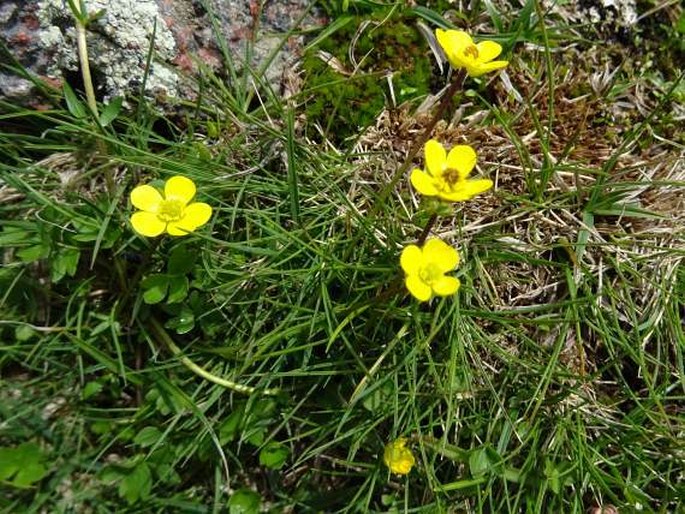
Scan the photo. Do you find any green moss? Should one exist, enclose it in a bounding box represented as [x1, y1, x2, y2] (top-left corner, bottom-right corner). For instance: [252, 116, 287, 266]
[302, 9, 438, 143]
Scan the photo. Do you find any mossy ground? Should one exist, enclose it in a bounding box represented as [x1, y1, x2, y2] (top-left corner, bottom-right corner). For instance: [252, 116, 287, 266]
[302, 8, 440, 143]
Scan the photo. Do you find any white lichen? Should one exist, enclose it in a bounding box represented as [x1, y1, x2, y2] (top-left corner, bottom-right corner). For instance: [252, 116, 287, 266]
[36, 0, 178, 100]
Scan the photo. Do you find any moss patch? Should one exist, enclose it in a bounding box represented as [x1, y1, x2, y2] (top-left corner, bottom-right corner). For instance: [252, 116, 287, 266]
[301, 9, 439, 143]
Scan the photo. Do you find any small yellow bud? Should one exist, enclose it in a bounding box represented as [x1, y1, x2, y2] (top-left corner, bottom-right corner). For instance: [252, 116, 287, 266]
[383, 438, 415, 475]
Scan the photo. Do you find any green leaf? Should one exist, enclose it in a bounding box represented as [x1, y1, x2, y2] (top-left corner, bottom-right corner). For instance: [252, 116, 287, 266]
[303, 15, 354, 52]
[63, 82, 87, 118]
[245, 427, 266, 447]
[219, 406, 245, 444]
[0, 226, 31, 246]
[99, 96, 123, 127]
[0, 448, 20, 481]
[0, 443, 49, 487]
[15, 324, 37, 342]
[166, 275, 189, 304]
[167, 245, 196, 275]
[165, 306, 195, 335]
[51, 247, 80, 282]
[259, 442, 289, 469]
[82, 381, 104, 400]
[119, 462, 152, 505]
[13, 462, 48, 487]
[141, 274, 169, 304]
[91, 420, 113, 435]
[409, 6, 459, 29]
[17, 244, 49, 263]
[468, 446, 503, 478]
[100, 466, 125, 483]
[228, 488, 261, 514]
[134, 426, 163, 448]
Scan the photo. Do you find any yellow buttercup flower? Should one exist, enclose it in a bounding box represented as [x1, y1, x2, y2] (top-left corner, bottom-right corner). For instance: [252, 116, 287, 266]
[401, 238, 460, 302]
[130, 176, 212, 237]
[435, 29, 508, 77]
[383, 438, 415, 475]
[410, 139, 493, 202]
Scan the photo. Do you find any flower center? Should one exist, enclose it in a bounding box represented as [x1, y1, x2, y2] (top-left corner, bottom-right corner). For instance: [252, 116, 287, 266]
[464, 45, 479, 59]
[157, 199, 185, 222]
[419, 262, 442, 285]
[442, 167, 461, 186]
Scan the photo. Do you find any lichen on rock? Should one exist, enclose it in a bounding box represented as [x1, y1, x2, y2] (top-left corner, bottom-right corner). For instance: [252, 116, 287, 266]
[36, 0, 178, 101]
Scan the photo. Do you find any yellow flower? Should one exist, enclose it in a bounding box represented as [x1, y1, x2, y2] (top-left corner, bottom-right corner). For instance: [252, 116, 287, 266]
[435, 29, 508, 77]
[410, 139, 493, 202]
[400, 238, 460, 302]
[130, 176, 212, 237]
[384, 438, 415, 475]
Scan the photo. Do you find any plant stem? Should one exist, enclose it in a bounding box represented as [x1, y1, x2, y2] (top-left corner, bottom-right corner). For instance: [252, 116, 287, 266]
[72, 1, 114, 193]
[416, 214, 437, 245]
[149, 317, 279, 396]
[73, 14, 98, 117]
[373, 70, 467, 215]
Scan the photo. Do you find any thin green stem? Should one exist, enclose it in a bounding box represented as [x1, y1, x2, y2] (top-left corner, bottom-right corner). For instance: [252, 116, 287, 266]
[149, 317, 279, 396]
[71, 0, 114, 193]
[74, 19, 98, 117]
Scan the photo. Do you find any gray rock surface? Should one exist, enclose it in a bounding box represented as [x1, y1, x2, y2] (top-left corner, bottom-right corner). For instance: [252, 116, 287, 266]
[0, 0, 323, 107]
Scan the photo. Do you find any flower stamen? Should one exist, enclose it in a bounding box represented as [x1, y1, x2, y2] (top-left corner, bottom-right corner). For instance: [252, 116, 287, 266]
[442, 168, 461, 186]
[156, 199, 185, 222]
[418, 263, 442, 285]
[464, 44, 479, 59]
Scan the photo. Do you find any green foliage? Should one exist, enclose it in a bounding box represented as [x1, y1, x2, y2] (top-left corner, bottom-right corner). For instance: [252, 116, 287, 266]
[228, 488, 261, 514]
[0, 1, 683, 512]
[0, 443, 49, 488]
[258, 442, 290, 469]
[302, 9, 437, 142]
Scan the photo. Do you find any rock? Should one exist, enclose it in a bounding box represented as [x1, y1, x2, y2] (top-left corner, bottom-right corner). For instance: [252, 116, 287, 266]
[0, 0, 324, 108]
[542, 0, 639, 37]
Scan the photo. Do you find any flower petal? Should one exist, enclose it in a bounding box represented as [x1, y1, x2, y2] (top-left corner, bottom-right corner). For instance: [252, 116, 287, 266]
[383, 439, 415, 475]
[432, 276, 461, 297]
[440, 178, 493, 202]
[463, 178, 494, 196]
[410, 169, 439, 196]
[166, 202, 212, 236]
[131, 211, 166, 237]
[435, 29, 473, 67]
[130, 185, 163, 212]
[446, 145, 477, 180]
[437, 190, 473, 202]
[164, 176, 196, 204]
[183, 202, 213, 228]
[406, 275, 432, 302]
[469, 60, 509, 77]
[438, 178, 493, 202]
[424, 139, 446, 178]
[400, 244, 423, 275]
[476, 40, 503, 62]
[423, 238, 459, 272]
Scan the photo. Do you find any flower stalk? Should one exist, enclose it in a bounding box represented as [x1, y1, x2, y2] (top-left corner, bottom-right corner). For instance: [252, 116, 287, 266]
[149, 317, 279, 396]
[374, 70, 467, 214]
[416, 214, 437, 246]
[69, 0, 98, 117]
